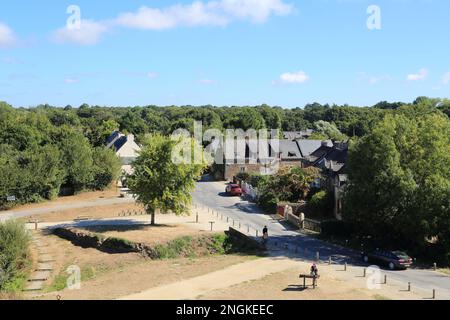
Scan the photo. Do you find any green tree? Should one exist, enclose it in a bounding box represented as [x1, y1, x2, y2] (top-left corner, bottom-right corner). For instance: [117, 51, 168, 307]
[55, 126, 94, 192]
[90, 147, 122, 190]
[344, 112, 450, 254]
[310, 120, 347, 141]
[127, 134, 207, 225]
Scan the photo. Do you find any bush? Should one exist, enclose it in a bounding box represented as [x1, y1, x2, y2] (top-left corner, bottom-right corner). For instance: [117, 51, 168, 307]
[0, 220, 31, 292]
[309, 190, 333, 216]
[235, 172, 250, 182]
[257, 190, 279, 214]
[247, 174, 269, 189]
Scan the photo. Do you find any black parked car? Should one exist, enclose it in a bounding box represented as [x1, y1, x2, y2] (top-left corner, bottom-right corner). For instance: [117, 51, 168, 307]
[361, 249, 413, 270]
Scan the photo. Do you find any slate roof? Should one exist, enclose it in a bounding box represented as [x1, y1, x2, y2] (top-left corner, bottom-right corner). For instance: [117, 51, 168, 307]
[279, 140, 302, 159]
[296, 140, 333, 158]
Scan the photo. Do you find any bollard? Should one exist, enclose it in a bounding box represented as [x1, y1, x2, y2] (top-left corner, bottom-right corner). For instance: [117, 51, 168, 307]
[328, 257, 332, 265]
[363, 268, 366, 277]
[344, 263, 347, 271]
[434, 263, 437, 271]
[384, 275, 387, 284]
[233, 220, 235, 227]
[34, 221, 38, 230]
[196, 213, 199, 223]
[239, 222, 241, 229]
[209, 221, 215, 231]
[227, 217, 229, 223]
[247, 225, 250, 233]
[316, 252, 320, 262]
[407, 282, 411, 292]
[432, 289, 436, 299]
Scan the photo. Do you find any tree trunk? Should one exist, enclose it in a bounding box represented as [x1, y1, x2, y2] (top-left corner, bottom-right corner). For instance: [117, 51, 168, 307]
[146, 207, 156, 225]
[151, 211, 156, 225]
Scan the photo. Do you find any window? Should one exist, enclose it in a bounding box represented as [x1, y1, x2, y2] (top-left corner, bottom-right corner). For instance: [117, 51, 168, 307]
[240, 167, 246, 173]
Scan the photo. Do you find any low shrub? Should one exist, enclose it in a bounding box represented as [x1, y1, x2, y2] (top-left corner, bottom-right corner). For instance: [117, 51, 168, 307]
[309, 190, 333, 216]
[0, 220, 31, 292]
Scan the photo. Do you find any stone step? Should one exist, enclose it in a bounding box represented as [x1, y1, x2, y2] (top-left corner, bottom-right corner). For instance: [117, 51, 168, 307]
[28, 271, 51, 282]
[23, 281, 44, 292]
[38, 255, 55, 263]
[36, 263, 53, 271]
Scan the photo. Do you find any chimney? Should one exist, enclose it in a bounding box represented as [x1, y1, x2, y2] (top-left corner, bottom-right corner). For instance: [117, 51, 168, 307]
[127, 134, 135, 143]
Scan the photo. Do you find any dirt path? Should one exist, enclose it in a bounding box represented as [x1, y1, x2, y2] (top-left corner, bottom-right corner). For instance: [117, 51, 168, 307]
[119, 257, 299, 300]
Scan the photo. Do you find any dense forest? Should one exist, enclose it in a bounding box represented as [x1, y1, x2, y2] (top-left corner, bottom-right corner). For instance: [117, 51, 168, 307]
[0, 97, 449, 211]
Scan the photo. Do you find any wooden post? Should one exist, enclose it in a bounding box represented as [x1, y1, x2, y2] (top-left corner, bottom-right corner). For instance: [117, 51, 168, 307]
[196, 213, 199, 223]
[384, 275, 387, 284]
[432, 289, 436, 299]
[408, 282, 411, 292]
[434, 263, 437, 271]
[209, 221, 215, 231]
[344, 262, 347, 271]
[363, 268, 366, 277]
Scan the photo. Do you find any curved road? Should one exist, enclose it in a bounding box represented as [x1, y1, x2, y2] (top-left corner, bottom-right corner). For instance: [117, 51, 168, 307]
[193, 175, 450, 299]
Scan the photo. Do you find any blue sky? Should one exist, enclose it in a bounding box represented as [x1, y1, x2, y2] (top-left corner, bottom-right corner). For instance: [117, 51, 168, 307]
[0, 0, 449, 108]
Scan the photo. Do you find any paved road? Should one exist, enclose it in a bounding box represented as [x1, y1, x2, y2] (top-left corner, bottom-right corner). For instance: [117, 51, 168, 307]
[0, 197, 135, 222]
[193, 175, 450, 299]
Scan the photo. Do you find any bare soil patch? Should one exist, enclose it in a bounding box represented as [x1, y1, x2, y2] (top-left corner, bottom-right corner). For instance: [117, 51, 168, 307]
[5, 188, 121, 213]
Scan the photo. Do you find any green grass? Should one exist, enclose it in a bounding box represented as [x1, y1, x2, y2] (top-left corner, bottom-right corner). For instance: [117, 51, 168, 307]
[154, 236, 194, 259]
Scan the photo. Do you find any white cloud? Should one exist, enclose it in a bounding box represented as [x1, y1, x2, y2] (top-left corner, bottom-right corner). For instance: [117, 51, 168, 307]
[407, 68, 428, 81]
[115, 2, 228, 30]
[0, 22, 16, 48]
[64, 78, 79, 84]
[52, 20, 108, 45]
[220, 0, 293, 23]
[442, 72, 450, 85]
[114, 0, 292, 30]
[51, 1, 293, 45]
[276, 71, 309, 84]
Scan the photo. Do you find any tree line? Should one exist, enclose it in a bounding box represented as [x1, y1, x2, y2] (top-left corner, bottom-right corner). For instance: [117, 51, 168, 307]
[0, 102, 121, 209]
